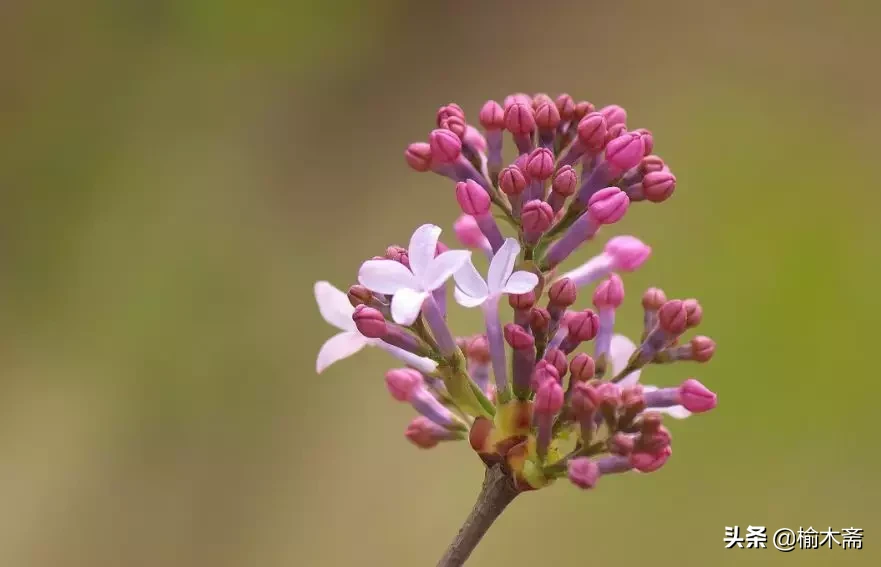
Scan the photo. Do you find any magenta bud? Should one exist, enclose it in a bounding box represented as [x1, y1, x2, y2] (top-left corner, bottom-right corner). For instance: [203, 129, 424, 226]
[352, 304, 387, 338]
[574, 100, 595, 120]
[599, 104, 627, 127]
[622, 384, 646, 410]
[525, 147, 555, 180]
[529, 307, 551, 332]
[504, 323, 534, 351]
[436, 103, 465, 127]
[567, 309, 600, 342]
[531, 93, 554, 109]
[588, 187, 630, 225]
[466, 334, 491, 364]
[593, 274, 625, 309]
[534, 379, 564, 415]
[534, 101, 561, 130]
[635, 128, 654, 156]
[429, 128, 462, 164]
[405, 417, 444, 449]
[567, 457, 600, 489]
[551, 165, 577, 197]
[499, 165, 528, 196]
[569, 353, 596, 382]
[555, 93, 576, 121]
[464, 125, 487, 153]
[630, 446, 672, 473]
[640, 155, 666, 174]
[690, 336, 716, 362]
[455, 179, 491, 215]
[443, 115, 467, 139]
[571, 381, 598, 416]
[531, 361, 560, 392]
[503, 92, 533, 109]
[548, 277, 577, 306]
[595, 382, 622, 408]
[658, 300, 688, 335]
[604, 236, 652, 271]
[347, 284, 373, 308]
[545, 348, 568, 377]
[638, 424, 671, 453]
[608, 432, 636, 455]
[479, 100, 505, 129]
[643, 170, 676, 202]
[508, 290, 536, 310]
[678, 378, 717, 413]
[405, 142, 433, 172]
[605, 123, 627, 142]
[642, 287, 667, 311]
[385, 245, 410, 268]
[454, 214, 489, 249]
[682, 298, 703, 328]
[385, 368, 424, 402]
[605, 133, 645, 172]
[504, 103, 536, 135]
[521, 200, 554, 232]
[577, 112, 609, 151]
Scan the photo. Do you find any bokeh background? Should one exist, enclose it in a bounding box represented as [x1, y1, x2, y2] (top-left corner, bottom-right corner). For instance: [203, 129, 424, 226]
[2, 1, 880, 565]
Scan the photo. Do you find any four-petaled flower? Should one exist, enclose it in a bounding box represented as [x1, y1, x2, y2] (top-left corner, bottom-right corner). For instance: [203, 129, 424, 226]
[452, 238, 539, 307]
[358, 224, 471, 325]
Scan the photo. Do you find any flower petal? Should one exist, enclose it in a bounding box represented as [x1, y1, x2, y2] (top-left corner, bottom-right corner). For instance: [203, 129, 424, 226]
[454, 286, 488, 308]
[358, 259, 417, 294]
[502, 270, 539, 295]
[375, 342, 439, 374]
[610, 333, 642, 387]
[487, 238, 520, 292]
[658, 405, 692, 419]
[408, 224, 442, 281]
[314, 281, 356, 331]
[423, 250, 472, 291]
[316, 331, 369, 373]
[453, 259, 489, 299]
[391, 288, 429, 325]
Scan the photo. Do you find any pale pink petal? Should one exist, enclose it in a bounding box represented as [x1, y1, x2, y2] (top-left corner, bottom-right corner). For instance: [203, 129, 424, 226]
[375, 342, 439, 373]
[658, 405, 692, 419]
[487, 238, 520, 292]
[502, 270, 539, 295]
[408, 224, 442, 281]
[423, 250, 472, 291]
[358, 259, 417, 294]
[453, 260, 489, 299]
[391, 288, 429, 325]
[316, 331, 369, 373]
[610, 333, 642, 387]
[454, 286, 488, 308]
[314, 281, 357, 331]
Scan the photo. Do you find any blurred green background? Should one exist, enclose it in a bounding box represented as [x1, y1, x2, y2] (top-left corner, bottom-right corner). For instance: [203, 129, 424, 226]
[2, 1, 880, 565]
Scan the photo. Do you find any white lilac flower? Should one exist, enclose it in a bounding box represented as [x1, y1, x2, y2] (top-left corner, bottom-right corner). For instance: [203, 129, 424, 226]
[609, 333, 691, 419]
[313, 281, 437, 374]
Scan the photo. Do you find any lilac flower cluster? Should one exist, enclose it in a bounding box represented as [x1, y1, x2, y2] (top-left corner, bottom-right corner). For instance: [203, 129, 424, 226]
[314, 93, 717, 492]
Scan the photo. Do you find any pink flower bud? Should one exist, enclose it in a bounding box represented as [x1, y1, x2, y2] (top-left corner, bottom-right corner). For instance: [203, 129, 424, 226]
[567, 457, 600, 489]
[571, 381, 598, 416]
[638, 425, 671, 453]
[569, 353, 596, 382]
[605, 123, 627, 142]
[525, 147, 555, 180]
[405, 416, 444, 449]
[503, 92, 533, 110]
[508, 290, 536, 310]
[385, 368, 424, 402]
[534, 378, 564, 415]
[499, 165, 528, 196]
[443, 115, 467, 139]
[548, 277, 577, 306]
[385, 245, 410, 268]
[479, 100, 505, 129]
[503, 323, 534, 351]
[531, 361, 560, 392]
[529, 307, 551, 332]
[504, 103, 536, 135]
[588, 186, 630, 225]
[566, 309, 600, 342]
[630, 445, 672, 473]
[678, 378, 717, 413]
[635, 128, 654, 156]
[465, 334, 491, 364]
[599, 104, 627, 126]
[464, 125, 487, 153]
[643, 170, 676, 202]
[690, 336, 716, 363]
[551, 165, 577, 196]
[640, 155, 666, 174]
[595, 381, 622, 408]
[641, 287, 667, 310]
[622, 384, 646, 411]
[453, 214, 489, 249]
[604, 236, 651, 271]
[682, 298, 703, 328]
[574, 100, 595, 120]
[429, 128, 462, 164]
[608, 432, 636, 455]
[534, 101, 561, 130]
[405, 142, 432, 172]
[521, 200, 554, 233]
[640, 412, 663, 433]
[658, 300, 688, 335]
[352, 305, 387, 339]
[577, 112, 608, 151]
[605, 133, 645, 172]
[531, 93, 554, 109]
[347, 284, 373, 308]
[593, 274, 625, 310]
[455, 179, 490, 215]
[436, 103, 465, 127]
[544, 348, 568, 377]
[555, 93, 576, 121]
